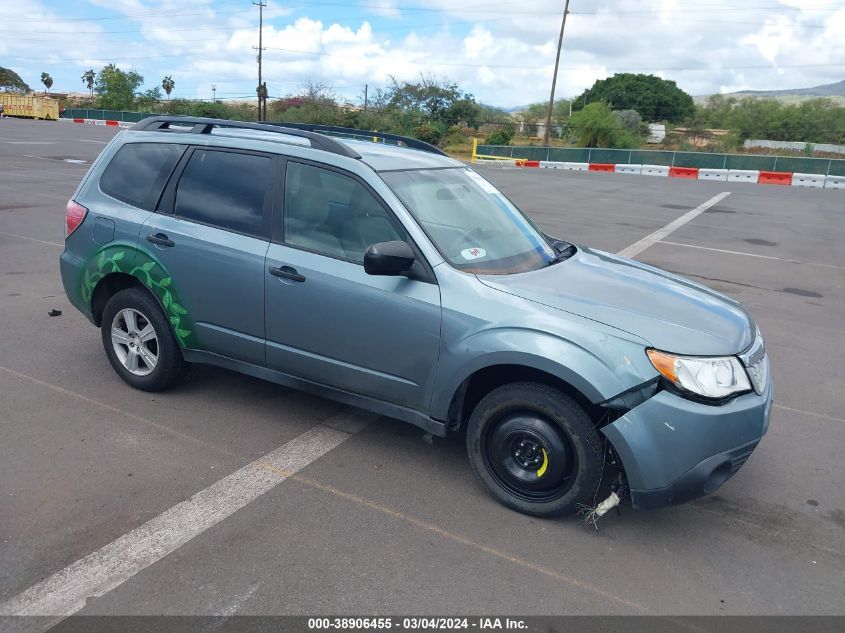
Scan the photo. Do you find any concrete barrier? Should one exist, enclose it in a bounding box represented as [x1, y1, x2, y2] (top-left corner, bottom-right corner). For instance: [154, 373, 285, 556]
[70, 118, 133, 129]
[589, 163, 616, 173]
[539, 161, 567, 169]
[699, 168, 729, 182]
[759, 171, 792, 186]
[514, 159, 540, 168]
[825, 175, 845, 190]
[791, 173, 825, 188]
[563, 162, 590, 171]
[728, 169, 760, 183]
[641, 164, 670, 177]
[615, 164, 642, 175]
[669, 166, 699, 179]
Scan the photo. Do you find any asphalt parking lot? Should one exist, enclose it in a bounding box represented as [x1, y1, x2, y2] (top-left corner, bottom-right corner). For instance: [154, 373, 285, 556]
[1, 119, 844, 620]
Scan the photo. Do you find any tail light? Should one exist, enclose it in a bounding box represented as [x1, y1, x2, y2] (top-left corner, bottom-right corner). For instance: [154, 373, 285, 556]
[65, 200, 88, 237]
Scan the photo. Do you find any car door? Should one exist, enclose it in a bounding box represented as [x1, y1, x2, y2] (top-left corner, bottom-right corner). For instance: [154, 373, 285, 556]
[265, 159, 441, 411]
[140, 147, 275, 365]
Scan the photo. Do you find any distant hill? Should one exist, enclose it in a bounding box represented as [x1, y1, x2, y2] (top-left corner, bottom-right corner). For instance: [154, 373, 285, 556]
[695, 79, 845, 104]
[734, 79, 845, 98]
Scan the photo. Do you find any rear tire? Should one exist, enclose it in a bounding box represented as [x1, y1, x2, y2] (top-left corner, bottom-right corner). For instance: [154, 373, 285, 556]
[466, 382, 603, 517]
[101, 287, 186, 392]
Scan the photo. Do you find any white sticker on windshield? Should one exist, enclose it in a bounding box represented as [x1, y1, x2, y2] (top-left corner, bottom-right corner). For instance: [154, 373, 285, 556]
[461, 247, 487, 260]
[464, 169, 499, 194]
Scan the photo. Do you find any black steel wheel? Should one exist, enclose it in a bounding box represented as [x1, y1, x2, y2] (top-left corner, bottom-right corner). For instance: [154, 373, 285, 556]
[467, 382, 603, 517]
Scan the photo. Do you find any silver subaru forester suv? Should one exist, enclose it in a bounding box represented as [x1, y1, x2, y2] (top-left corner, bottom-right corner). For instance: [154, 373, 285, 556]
[61, 117, 771, 517]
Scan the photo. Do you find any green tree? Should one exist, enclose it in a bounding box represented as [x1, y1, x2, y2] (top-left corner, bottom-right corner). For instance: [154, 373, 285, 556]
[161, 75, 175, 100]
[40, 72, 53, 93]
[574, 74, 695, 123]
[81, 69, 95, 96]
[519, 103, 546, 137]
[0, 66, 30, 93]
[95, 64, 143, 110]
[691, 96, 845, 145]
[568, 102, 643, 148]
[385, 75, 481, 129]
[137, 87, 162, 111]
[485, 126, 515, 145]
[613, 109, 646, 136]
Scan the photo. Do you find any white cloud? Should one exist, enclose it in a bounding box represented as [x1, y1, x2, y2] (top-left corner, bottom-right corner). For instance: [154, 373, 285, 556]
[4, 0, 845, 106]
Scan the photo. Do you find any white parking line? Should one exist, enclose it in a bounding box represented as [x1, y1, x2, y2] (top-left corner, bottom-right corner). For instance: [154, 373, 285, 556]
[0, 231, 62, 247]
[616, 192, 731, 259]
[0, 412, 372, 618]
[658, 240, 844, 271]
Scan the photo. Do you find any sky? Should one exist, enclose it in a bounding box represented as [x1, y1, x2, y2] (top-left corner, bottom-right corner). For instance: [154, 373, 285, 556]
[2, 0, 844, 108]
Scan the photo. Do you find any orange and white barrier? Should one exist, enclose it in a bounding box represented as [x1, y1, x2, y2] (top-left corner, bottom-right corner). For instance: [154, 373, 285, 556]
[826, 175, 845, 189]
[791, 173, 826, 188]
[615, 164, 642, 175]
[698, 168, 729, 182]
[728, 170, 760, 183]
[641, 165, 670, 177]
[67, 118, 133, 128]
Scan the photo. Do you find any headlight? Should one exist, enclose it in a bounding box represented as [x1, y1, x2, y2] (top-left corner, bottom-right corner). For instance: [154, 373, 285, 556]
[647, 349, 752, 400]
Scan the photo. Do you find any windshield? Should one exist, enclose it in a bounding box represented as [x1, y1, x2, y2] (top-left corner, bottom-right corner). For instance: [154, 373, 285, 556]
[381, 168, 557, 274]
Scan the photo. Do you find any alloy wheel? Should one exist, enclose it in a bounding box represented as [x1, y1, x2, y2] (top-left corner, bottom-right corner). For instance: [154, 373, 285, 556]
[111, 308, 158, 376]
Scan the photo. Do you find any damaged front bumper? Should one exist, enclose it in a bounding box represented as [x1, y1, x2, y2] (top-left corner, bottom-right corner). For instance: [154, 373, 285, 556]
[601, 362, 773, 510]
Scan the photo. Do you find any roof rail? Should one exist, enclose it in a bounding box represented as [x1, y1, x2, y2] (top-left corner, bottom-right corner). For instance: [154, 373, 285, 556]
[131, 116, 362, 159]
[266, 122, 449, 157]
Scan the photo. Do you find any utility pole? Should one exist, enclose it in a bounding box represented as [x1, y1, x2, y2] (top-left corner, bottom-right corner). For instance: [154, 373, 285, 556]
[364, 84, 368, 110]
[542, 0, 570, 146]
[211, 84, 216, 102]
[253, 0, 267, 121]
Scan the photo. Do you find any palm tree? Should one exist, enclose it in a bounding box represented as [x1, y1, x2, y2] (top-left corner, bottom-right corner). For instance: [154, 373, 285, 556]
[161, 75, 175, 100]
[41, 72, 53, 93]
[81, 69, 95, 96]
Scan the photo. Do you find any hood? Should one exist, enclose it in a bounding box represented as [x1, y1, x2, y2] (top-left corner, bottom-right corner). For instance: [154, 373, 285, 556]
[477, 246, 754, 356]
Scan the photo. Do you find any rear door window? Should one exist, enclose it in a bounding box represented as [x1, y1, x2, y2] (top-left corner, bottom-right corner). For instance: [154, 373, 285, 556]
[174, 149, 272, 237]
[100, 143, 185, 210]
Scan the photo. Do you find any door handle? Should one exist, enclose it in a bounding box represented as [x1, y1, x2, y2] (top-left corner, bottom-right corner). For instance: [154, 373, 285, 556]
[269, 265, 305, 282]
[146, 233, 175, 247]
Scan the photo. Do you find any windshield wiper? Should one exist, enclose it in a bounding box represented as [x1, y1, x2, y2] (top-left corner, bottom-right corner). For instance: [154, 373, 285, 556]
[547, 239, 576, 266]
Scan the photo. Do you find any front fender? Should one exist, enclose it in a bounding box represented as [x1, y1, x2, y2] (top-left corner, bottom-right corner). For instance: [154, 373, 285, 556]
[430, 326, 653, 420]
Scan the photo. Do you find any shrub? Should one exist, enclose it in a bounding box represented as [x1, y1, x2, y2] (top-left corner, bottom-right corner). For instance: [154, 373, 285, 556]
[485, 127, 514, 145]
[414, 124, 443, 146]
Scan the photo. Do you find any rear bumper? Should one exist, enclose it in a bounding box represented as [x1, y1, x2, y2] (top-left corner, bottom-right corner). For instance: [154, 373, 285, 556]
[601, 361, 773, 510]
[60, 248, 91, 321]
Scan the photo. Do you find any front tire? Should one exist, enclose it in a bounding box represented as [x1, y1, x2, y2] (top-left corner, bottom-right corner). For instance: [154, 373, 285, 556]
[466, 382, 604, 517]
[101, 287, 186, 392]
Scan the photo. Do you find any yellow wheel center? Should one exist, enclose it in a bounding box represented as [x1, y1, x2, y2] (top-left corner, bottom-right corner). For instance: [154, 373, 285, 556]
[536, 448, 549, 478]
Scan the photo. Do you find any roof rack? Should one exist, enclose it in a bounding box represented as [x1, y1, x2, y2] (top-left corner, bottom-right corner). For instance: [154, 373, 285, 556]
[264, 122, 449, 157]
[131, 116, 362, 159]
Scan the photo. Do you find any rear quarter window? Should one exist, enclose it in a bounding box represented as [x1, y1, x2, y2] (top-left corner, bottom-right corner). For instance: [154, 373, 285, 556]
[99, 143, 185, 210]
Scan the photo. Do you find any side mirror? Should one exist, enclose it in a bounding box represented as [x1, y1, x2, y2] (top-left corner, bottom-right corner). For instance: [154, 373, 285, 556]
[364, 241, 415, 277]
